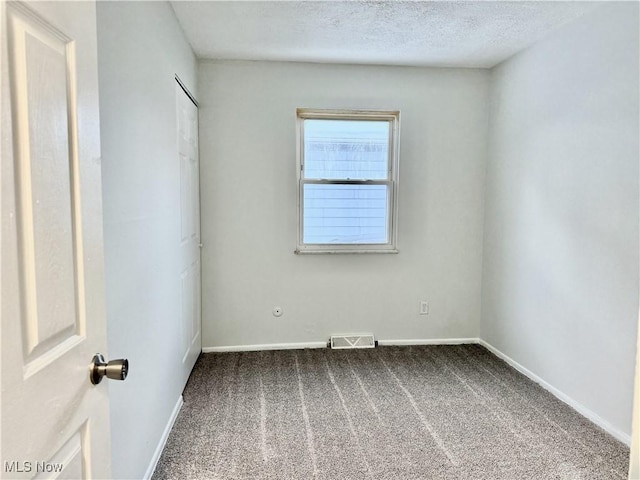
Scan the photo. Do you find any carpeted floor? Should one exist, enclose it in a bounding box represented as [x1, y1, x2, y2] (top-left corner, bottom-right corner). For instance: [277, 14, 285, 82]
[152, 344, 629, 479]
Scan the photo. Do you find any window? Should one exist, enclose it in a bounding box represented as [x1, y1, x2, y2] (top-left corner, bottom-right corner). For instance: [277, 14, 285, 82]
[296, 109, 400, 254]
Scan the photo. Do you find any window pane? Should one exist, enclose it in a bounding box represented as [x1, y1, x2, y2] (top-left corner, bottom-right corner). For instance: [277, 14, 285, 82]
[303, 119, 389, 180]
[303, 184, 388, 244]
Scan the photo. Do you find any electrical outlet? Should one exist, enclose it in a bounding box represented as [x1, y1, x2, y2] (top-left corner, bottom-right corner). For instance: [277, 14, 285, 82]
[419, 301, 429, 315]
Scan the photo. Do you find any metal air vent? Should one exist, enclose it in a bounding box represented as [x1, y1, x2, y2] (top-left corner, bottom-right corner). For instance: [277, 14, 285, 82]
[329, 334, 376, 349]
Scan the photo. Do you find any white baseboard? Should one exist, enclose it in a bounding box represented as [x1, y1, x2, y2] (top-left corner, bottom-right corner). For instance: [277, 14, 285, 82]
[144, 395, 184, 480]
[202, 341, 327, 353]
[377, 337, 480, 346]
[477, 339, 631, 446]
[202, 338, 481, 352]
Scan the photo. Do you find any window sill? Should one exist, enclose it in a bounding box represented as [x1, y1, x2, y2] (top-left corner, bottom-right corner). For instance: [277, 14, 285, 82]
[294, 249, 399, 255]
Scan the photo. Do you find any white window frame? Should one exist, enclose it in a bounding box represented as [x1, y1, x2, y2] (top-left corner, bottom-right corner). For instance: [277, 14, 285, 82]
[295, 108, 400, 254]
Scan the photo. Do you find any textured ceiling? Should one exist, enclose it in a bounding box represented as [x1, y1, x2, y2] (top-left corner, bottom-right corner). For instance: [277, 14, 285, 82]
[170, 1, 602, 68]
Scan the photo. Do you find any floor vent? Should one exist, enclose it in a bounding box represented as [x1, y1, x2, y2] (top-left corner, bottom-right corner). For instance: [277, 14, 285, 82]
[329, 334, 376, 349]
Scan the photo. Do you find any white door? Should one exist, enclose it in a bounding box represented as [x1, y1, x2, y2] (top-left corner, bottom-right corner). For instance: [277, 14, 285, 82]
[176, 79, 201, 387]
[1, 1, 113, 478]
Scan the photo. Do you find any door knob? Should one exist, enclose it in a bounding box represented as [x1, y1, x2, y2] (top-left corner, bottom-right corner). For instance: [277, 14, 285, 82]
[90, 354, 129, 385]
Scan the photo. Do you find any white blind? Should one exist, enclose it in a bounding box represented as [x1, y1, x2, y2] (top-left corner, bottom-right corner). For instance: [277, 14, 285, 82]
[303, 184, 388, 244]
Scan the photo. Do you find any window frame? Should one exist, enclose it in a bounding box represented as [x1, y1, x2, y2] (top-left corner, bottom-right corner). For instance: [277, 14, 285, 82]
[295, 108, 400, 254]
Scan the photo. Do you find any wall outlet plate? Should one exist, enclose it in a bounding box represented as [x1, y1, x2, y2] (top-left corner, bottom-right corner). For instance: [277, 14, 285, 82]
[420, 301, 429, 315]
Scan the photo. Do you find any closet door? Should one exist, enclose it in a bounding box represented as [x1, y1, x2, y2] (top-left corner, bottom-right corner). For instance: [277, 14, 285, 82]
[177, 79, 201, 387]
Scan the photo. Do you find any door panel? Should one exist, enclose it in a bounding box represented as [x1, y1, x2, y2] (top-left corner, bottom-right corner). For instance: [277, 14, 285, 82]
[177, 80, 201, 386]
[1, 2, 111, 478]
[10, 2, 84, 374]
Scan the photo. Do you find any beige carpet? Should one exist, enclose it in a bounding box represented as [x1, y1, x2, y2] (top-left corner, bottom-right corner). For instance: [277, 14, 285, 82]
[153, 345, 629, 479]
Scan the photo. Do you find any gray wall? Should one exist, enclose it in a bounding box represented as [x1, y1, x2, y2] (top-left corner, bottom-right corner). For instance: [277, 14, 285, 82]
[198, 61, 490, 349]
[481, 2, 639, 438]
[97, 2, 197, 478]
